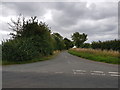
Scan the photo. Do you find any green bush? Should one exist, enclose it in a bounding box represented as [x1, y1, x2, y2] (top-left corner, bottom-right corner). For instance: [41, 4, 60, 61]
[2, 38, 40, 62]
[2, 35, 55, 63]
[2, 16, 67, 64]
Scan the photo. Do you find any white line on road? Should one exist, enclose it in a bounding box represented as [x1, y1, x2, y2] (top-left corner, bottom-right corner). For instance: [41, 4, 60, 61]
[108, 72, 120, 77]
[110, 74, 120, 77]
[108, 72, 119, 74]
[73, 70, 86, 74]
[91, 71, 105, 75]
[3, 69, 120, 77]
[91, 71, 104, 73]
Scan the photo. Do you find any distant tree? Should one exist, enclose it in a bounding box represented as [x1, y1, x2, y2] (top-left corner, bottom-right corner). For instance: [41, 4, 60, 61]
[71, 32, 87, 48]
[91, 39, 120, 51]
[81, 43, 91, 48]
[64, 38, 74, 49]
[52, 33, 65, 50]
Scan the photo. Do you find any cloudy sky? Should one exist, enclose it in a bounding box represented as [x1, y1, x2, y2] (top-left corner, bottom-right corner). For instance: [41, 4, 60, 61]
[0, 1, 118, 44]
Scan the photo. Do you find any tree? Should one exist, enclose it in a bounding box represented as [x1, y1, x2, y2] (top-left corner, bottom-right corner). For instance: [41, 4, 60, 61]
[71, 32, 87, 48]
[64, 38, 73, 49]
[8, 14, 26, 39]
[2, 15, 54, 62]
[91, 39, 120, 51]
[81, 43, 91, 48]
[52, 33, 65, 50]
[8, 15, 51, 39]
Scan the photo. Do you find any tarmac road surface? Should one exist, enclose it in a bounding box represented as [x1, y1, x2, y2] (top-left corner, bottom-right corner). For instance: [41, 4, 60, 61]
[2, 51, 119, 88]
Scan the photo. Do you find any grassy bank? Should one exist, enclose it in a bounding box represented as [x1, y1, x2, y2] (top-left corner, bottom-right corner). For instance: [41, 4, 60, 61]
[2, 50, 60, 65]
[68, 48, 120, 64]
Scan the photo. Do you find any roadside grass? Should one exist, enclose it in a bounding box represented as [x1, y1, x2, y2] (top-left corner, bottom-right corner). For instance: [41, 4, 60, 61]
[68, 48, 120, 64]
[2, 50, 60, 65]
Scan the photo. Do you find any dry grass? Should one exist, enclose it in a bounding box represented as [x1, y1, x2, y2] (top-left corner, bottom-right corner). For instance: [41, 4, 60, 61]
[68, 48, 119, 64]
[70, 48, 119, 57]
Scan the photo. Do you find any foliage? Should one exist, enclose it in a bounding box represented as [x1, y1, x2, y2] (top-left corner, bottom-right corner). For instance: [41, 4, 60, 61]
[52, 33, 65, 50]
[3, 15, 119, 65]
[91, 39, 120, 51]
[2, 38, 40, 62]
[9, 16, 51, 39]
[64, 38, 74, 50]
[68, 48, 120, 64]
[81, 43, 91, 48]
[71, 32, 87, 48]
[2, 16, 55, 63]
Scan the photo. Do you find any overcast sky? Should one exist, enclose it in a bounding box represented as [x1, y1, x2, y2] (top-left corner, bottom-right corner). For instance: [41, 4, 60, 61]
[0, 1, 118, 44]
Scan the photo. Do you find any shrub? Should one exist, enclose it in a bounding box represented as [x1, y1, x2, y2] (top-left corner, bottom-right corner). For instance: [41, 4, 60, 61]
[2, 16, 55, 63]
[2, 38, 40, 62]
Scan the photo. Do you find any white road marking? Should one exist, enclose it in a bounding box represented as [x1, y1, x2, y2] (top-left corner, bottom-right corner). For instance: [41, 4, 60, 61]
[91, 71, 104, 73]
[110, 74, 120, 77]
[73, 70, 86, 74]
[91, 71, 105, 75]
[108, 72, 119, 74]
[3, 69, 120, 77]
[108, 72, 120, 77]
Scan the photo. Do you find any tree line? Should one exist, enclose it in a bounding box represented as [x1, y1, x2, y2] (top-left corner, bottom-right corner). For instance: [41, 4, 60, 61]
[91, 40, 120, 51]
[2, 16, 87, 62]
[2, 15, 119, 63]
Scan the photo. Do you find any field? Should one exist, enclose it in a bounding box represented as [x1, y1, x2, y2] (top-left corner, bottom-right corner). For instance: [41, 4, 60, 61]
[68, 48, 120, 64]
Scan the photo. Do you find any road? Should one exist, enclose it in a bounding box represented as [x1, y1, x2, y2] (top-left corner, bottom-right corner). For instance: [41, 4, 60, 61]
[2, 51, 119, 88]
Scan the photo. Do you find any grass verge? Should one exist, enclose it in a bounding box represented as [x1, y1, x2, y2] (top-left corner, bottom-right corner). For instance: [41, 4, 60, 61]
[2, 50, 60, 65]
[68, 48, 120, 64]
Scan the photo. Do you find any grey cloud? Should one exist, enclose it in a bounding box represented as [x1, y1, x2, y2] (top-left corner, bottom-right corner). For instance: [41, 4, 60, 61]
[51, 2, 88, 27]
[0, 2, 118, 43]
[87, 3, 117, 20]
[2, 2, 49, 17]
[50, 2, 117, 33]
